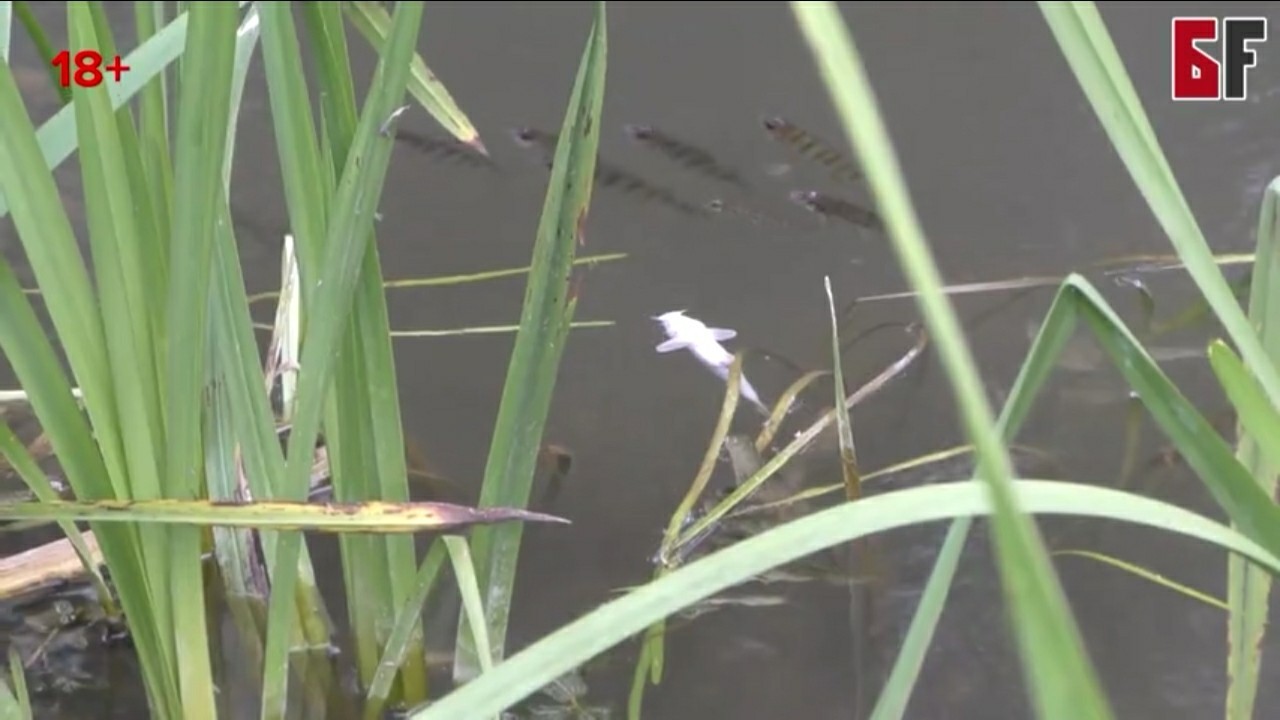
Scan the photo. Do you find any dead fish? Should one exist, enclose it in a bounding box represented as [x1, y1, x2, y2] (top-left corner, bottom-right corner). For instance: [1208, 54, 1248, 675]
[762, 116, 863, 185]
[623, 124, 749, 189]
[511, 127, 711, 218]
[790, 190, 883, 231]
[394, 128, 497, 171]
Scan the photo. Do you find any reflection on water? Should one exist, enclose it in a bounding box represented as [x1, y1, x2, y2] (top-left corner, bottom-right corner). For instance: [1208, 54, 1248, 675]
[3, 1, 1280, 718]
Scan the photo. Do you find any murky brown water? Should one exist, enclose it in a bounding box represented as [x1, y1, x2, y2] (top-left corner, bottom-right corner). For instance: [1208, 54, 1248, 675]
[3, 1, 1280, 718]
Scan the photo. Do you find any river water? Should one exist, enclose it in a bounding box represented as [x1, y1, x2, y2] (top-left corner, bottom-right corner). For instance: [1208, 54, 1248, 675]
[3, 2, 1280, 718]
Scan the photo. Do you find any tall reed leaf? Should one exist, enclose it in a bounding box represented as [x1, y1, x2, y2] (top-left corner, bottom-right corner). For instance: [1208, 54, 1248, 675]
[459, 0, 607, 677]
[257, 3, 425, 717]
[300, 1, 430, 699]
[1221, 176, 1280, 720]
[789, 4, 1111, 718]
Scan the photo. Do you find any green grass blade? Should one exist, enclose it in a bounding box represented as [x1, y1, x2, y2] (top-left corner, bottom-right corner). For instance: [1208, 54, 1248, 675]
[301, 1, 428, 697]
[343, 0, 484, 150]
[1224, 177, 1280, 719]
[1040, 2, 1280, 436]
[1063, 275, 1280, 554]
[365, 539, 449, 720]
[790, 4, 1111, 718]
[1209, 341, 1280, 478]
[257, 1, 327, 281]
[134, 0, 174, 263]
[444, 536, 495, 675]
[309, 0, 391, 697]
[868, 271, 1076, 718]
[459, 1, 607, 678]
[868, 518, 967, 720]
[0, 648, 30, 720]
[223, 5, 261, 191]
[70, 3, 165, 501]
[416, 480, 1280, 719]
[164, 4, 241, 713]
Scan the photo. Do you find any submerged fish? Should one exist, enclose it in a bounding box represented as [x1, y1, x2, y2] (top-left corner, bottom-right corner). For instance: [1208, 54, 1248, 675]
[790, 189, 883, 232]
[652, 310, 769, 415]
[623, 123, 749, 189]
[762, 116, 863, 185]
[511, 127, 711, 218]
[394, 128, 497, 170]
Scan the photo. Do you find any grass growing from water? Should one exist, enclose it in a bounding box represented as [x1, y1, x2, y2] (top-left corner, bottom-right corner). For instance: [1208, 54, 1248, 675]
[0, 1, 606, 717]
[2, 2, 1280, 719]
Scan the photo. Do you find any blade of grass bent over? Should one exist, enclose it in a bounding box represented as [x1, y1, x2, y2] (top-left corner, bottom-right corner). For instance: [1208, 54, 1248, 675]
[343, 0, 484, 150]
[460, 1, 607, 679]
[415, 480, 1280, 720]
[1038, 4, 1280, 419]
[790, 4, 1112, 719]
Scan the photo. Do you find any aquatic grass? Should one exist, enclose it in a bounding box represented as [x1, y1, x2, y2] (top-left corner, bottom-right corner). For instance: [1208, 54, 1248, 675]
[1039, 4, 1280, 409]
[1222, 178, 1280, 720]
[415, 480, 1280, 719]
[364, 539, 449, 720]
[1041, 5, 1280, 717]
[459, 0, 608, 679]
[867, 270, 1280, 717]
[253, 3, 432, 717]
[0, 647, 30, 720]
[291, 2, 431, 702]
[0, 2, 540, 717]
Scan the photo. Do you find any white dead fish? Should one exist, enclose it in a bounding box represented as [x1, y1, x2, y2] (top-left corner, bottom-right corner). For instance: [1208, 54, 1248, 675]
[653, 310, 769, 415]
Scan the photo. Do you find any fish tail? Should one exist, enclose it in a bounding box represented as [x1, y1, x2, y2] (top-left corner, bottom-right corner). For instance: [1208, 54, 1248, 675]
[739, 376, 770, 416]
